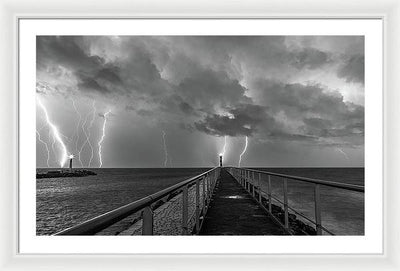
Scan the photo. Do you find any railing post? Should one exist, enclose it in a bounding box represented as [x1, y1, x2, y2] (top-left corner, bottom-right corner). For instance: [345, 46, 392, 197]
[142, 206, 153, 235]
[182, 185, 188, 235]
[283, 178, 289, 230]
[209, 174, 212, 197]
[207, 174, 210, 202]
[252, 172, 255, 197]
[314, 184, 322, 235]
[202, 176, 206, 210]
[258, 173, 262, 203]
[214, 170, 216, 187]
[246, 171, 250, 193]
[268, 175, 272, 213]
[195, 178, 200, 233]
[247, 171, 250, 192]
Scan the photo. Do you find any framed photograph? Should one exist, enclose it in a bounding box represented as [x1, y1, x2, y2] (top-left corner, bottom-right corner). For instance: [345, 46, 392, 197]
[1, 0, 400, 270]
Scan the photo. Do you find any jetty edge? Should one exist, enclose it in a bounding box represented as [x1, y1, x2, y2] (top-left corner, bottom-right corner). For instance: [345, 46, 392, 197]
[36, 169, 97, 179]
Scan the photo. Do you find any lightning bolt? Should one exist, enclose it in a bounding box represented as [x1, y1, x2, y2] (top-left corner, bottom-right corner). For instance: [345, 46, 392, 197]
[36, 130, 50, 167]
[78, 112, 90, 167]
[219, 136, 227, 157]
[238, 136, 248, 167]
[49, 128, 70, 162]
[37, 98, 68, 167]
[51, 133, 57, 161]
[71, 98, 83, 167]
[162, 130, 168, 167]
[79, 101, 97, 167]
[60, 132, 70, 142]
[87, 101, 97, 167]
[336, 148, 349, 161]
[98, 110, 111, 168]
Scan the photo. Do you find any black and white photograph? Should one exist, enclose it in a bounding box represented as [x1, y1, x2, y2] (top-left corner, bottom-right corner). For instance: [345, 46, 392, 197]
[35, 35, 365, 236]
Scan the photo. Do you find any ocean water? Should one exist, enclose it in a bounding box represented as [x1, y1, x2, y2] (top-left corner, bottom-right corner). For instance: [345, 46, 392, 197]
[36, 167, 364, 235]
[253, 168, 364, 235]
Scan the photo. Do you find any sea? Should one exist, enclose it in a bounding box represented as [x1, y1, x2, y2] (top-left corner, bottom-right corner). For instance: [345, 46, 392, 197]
[36, 167, 364, 236]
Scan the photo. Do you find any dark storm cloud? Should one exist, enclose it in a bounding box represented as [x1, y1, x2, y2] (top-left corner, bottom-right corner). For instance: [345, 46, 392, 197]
[253, 80, 358, 119]
[337, 54, 365, 84]
[37, 36, 104, 72]
[35, 35, 256, 125]
[76, 73, 110, 93]
[291, 48, 330, 70]
[302, 121, 363, 139]
[118, 45, 166, 96]
[251, 79, 364, 146]
[303, 117, 332, 129]
[96, 67, 122, 84]
[303, 116, 363, 142]
[37, 36, 170, 98]
[176, 69, 251, 112]
[36, 35, 364, 159]
[194, 104, 274, 137]
[179, 102, 196, 115]
[268, 131, 319, 142]
[195, 114, 251, 137]
[37, 36, 123, 95]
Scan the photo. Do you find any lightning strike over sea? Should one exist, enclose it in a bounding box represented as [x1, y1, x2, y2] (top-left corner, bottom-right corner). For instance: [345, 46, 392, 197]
[98, 110, 111, 168]
[87, 101, 97, 167]
[37, 98, 69, 167]
[162, 130, 169, 167]
[219, 136, 227, 158]
[238, 136, 248, 167]
[336, 148, 350, 161]
[71, 98, 83, 166]
[78, 112, 90, 166]
[36, 130, 50, 167]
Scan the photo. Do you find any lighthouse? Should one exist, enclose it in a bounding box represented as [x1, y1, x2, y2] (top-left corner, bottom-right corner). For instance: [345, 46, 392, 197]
[219, 155, 223, 167]
[68, 155, 74, 172]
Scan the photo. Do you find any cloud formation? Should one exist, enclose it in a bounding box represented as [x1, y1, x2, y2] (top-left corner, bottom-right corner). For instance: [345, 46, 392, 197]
[337, 54, 365, 84]
[194, 104, 274, 137]
[290, 48, 331, 70]
[36, 36, 365, 167]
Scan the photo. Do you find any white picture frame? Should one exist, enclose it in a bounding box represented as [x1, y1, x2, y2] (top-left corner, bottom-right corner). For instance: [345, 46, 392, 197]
[1, 0, 399, 269]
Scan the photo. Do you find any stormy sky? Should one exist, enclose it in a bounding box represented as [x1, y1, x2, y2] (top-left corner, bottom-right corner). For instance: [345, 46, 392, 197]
[36, 36, 364, 168]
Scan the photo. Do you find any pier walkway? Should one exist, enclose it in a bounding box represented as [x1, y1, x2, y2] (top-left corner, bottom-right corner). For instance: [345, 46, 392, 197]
[55, 166, 364, 236]
[200, 169, 286, 235]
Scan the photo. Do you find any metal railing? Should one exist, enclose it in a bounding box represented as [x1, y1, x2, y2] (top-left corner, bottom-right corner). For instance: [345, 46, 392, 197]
[227, 167, 364, 235]
[55, 167, 220, 235]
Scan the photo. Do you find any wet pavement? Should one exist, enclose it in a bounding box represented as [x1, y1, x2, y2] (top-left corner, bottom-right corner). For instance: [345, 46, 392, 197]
[200, 169, 287, 235]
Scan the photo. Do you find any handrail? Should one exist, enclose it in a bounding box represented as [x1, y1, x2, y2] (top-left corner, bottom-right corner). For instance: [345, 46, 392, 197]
[226, 167, 364, 235]
[269, 193, 335, 235]
[55, 167, 220, 235]
[242, 168, 364, 192]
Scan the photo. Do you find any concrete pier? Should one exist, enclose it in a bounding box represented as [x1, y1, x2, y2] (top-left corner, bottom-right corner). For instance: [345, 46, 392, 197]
[55, 166, 364, 236]
[200, 169, 286, 235]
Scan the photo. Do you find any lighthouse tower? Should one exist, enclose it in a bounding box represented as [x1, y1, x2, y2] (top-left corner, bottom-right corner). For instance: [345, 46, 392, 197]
[68, 155, 74, 172]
